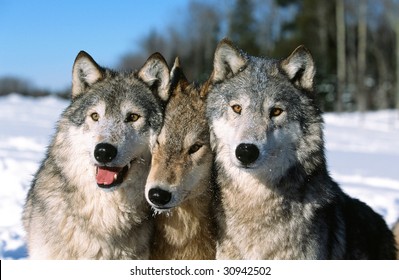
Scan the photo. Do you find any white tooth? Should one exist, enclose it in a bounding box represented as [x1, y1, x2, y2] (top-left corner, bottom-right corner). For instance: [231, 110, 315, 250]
[127, 162, 131, 169]
[114, 174, 118, 180]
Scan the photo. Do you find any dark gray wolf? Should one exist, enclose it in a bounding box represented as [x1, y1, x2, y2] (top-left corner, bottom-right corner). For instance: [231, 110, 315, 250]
[22, 51, 170, 259]
[205, 39, 397, 259]
[145, 58, 216, 259]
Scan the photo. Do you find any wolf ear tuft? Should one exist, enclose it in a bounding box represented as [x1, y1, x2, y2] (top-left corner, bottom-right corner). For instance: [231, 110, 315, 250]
[171, 56, 181, 72]
[211, 38, 247, 82]
[170, 57, 189, 94]
[138, 53, 170, 101]
[281, 45, 315, 91]
[170, 57, 187, 83]
[72, 51, 104, 99]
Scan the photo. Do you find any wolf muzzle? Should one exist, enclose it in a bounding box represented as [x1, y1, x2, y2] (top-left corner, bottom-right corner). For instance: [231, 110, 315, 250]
[94, 143, 130, 190]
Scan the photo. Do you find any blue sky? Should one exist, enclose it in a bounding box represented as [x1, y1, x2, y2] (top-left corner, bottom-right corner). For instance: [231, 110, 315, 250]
[0, 0, 190, 91]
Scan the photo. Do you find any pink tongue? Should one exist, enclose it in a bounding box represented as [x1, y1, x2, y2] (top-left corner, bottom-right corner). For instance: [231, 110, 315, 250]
[96, 167, 120, 185]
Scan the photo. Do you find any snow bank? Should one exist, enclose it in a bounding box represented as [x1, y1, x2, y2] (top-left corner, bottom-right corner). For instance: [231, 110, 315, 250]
[1, 94, 398, 259]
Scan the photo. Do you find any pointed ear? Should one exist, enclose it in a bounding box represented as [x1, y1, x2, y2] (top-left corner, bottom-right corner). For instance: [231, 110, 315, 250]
[171, 57, 181, 75]
[170, 57, 188, 83]
[170, 57, 189, 93]
[211, 38, 247, 82]
[72, 51, 104, 99]
[281, 45, 315, 91]
[138, 52, 170, 101]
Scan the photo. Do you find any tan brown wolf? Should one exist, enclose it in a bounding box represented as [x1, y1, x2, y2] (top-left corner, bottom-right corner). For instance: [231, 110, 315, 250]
[206, 39, 397, 259]
[145, 58, 216, 259]
[22, 51, 170, 259]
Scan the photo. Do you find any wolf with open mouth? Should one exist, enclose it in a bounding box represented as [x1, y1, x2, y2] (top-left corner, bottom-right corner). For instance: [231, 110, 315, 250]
[22, 51, 170, 259]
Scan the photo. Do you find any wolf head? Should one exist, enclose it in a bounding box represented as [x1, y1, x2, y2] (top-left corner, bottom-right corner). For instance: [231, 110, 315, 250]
[56, 51, 170, 191]
[144, 58, 212, 211]
[206, 39, 325, 187]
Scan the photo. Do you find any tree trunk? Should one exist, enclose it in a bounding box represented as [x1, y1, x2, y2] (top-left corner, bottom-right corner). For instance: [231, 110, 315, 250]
[357, 0, 368, 112]
[396, 22, 399, 111]
[336, 0, 346, 112]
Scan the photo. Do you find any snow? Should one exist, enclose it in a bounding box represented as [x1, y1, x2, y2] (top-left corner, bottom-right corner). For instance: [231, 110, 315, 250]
[324, 111, 399, 226]
[0, 94, 398, 260]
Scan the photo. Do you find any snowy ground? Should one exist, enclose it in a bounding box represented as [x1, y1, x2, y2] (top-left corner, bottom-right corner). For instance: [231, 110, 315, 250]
[1, 94, 399, 259]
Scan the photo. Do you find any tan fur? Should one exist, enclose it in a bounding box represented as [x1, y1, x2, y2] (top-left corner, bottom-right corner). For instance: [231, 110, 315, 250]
[150, 188, 215, 259]
[145, 59, 216, 259]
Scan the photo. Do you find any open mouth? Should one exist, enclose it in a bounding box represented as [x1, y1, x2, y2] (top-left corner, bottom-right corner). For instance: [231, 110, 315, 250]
[95, 163, 131, 190]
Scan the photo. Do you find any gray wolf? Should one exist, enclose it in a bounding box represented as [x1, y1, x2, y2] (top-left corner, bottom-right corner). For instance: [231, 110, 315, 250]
[205, 39, 397, 259]
[22, 51, 170, 259]
[145, 58, 216, 259]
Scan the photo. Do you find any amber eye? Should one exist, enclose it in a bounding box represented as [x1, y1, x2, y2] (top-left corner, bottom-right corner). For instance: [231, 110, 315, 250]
[188, 143, 203, 155]
[270, 107, 283, 117]
[231, 104, 242, 114]
[126, 113, 141, 123]
[91, 112, 99, 121]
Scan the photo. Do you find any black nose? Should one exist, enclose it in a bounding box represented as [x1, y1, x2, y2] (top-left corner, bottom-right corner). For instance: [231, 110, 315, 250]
[94, 143, 118, 163]
[235, 143, 259, 165]
[148, 188, 172, 207]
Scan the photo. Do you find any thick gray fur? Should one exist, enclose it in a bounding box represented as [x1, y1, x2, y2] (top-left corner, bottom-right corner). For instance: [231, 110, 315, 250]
[22, 51, 170, 259]
[206, 39, 397, 259]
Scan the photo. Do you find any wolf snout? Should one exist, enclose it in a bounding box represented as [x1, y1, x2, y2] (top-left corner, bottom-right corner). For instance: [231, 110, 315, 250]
[148, 187, 172, 207]
[235, 143, 259, 165]
[94, 143, 117, 163]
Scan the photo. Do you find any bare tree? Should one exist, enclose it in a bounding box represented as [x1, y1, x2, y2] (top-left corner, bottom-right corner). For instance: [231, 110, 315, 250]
[368, 10, 394, 110]
[185, 1, 221, 81]
[394, 4, 399, 111]
[356, 0, 368, 112]
[336, 0, 346, 112]
[228, 0, 260, 55]
[383, 0, 399, 110]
